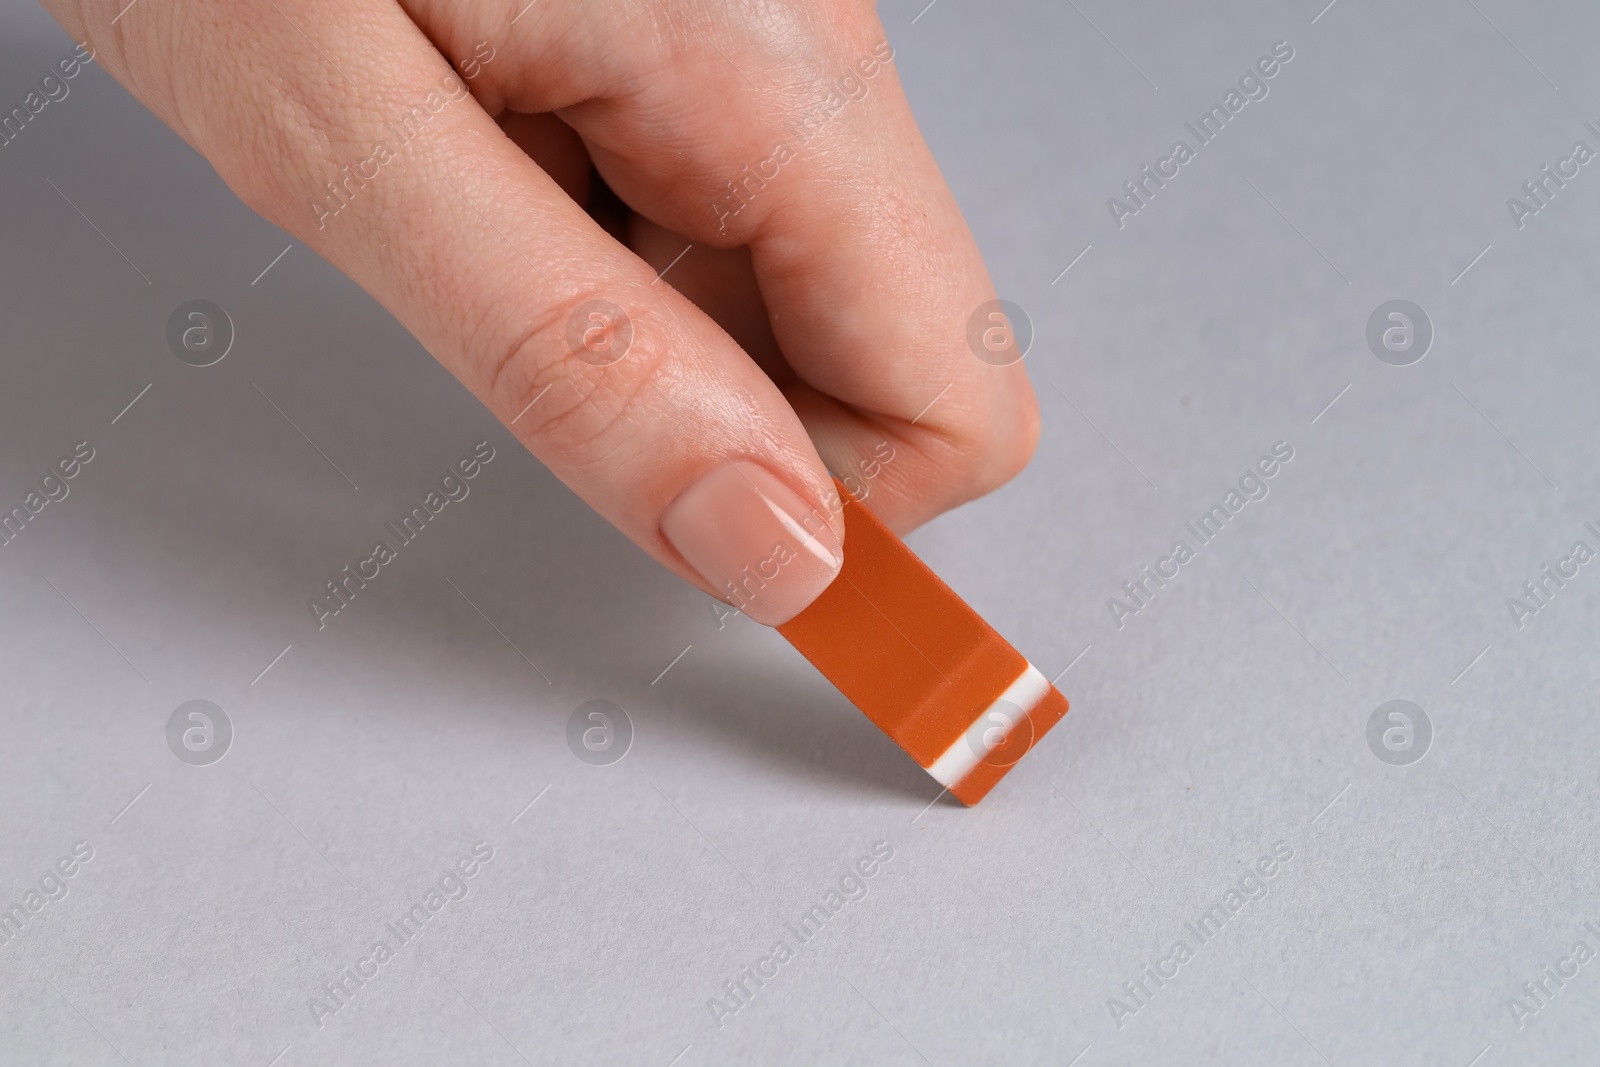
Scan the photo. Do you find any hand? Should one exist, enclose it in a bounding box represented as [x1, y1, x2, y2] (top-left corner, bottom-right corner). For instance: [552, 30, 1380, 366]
[48, 0, 1040, 624]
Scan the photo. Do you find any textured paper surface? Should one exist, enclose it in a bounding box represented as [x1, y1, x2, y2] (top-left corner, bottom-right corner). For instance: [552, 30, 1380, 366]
[2, 2, 1599, 1064]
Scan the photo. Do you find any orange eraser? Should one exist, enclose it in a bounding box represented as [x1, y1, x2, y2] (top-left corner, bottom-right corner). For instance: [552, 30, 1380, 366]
[778, 482, 1068, 805]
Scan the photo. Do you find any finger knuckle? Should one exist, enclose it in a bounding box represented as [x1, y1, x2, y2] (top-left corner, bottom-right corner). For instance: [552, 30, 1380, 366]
[945, 386, 1041, 499]
[490, 288, 677, 465]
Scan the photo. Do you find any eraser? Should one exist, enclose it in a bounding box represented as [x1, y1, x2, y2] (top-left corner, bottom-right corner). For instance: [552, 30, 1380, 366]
[778, 482, 1067, 805]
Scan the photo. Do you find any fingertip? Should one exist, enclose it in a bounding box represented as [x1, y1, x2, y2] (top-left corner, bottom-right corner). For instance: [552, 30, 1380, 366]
[659, 460, 844, 627]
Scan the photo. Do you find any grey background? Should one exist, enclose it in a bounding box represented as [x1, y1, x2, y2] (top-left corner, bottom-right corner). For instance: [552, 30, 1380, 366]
[1, 0, 1597, 1064]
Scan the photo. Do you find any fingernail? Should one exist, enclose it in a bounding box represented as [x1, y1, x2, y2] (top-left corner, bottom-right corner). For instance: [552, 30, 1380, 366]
[660, 461, 843, 626]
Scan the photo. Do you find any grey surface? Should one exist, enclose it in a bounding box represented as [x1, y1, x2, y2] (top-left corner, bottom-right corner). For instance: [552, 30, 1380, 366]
[2, 1, 1598, 1064]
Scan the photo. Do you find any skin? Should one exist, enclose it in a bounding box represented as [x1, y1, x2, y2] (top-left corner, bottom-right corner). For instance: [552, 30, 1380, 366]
[44, 0, 1040, 612]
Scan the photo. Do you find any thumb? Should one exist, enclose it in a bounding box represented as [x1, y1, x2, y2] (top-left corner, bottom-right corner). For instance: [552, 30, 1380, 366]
[60, 0, 846, 624]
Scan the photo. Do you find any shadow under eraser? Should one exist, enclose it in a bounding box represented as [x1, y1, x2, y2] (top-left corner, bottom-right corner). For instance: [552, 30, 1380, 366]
[778, 481, 1068, 806]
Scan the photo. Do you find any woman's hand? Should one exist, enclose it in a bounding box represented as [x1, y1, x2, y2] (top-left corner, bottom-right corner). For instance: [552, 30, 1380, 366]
[46, 0, 1039, 624]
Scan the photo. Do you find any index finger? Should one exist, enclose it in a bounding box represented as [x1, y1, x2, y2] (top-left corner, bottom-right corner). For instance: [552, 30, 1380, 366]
[465, 5, 1041, 531]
